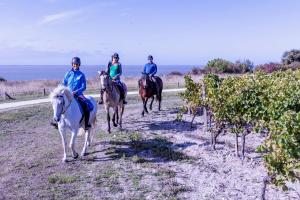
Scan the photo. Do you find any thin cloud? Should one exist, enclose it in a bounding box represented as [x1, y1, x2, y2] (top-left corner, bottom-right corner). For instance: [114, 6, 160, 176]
[40, 10, 83, 25]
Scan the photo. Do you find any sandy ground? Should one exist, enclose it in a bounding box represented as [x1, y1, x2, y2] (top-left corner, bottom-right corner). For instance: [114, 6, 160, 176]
[0, 93, 299, 200]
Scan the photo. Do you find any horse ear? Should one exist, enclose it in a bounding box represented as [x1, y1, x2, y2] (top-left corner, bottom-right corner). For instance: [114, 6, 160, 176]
[63, 89, 73, 101]
[98, 70, 106, 76]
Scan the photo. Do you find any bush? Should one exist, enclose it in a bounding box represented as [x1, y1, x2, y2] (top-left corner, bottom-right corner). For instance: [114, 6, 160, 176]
[168, 71, 183, 76]
[254, 62, 283, 73]
[191, 67, 205, 75]
[282, 49, 300, 65]
[205, 58, 232, 73]
[284, 61, 300, 70]
[204, 58, 253, 73]
[0, 77, 7, 82]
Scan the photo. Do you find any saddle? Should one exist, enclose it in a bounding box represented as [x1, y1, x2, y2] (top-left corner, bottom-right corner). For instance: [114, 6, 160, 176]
[75, 95, 94, 123]
[76, 95, 94, 112]
[113, 81, 126, 101]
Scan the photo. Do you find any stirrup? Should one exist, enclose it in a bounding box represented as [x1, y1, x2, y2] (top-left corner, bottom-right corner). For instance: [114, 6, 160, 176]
[98, 100, 103, 105]
[123, 99, 127, 104]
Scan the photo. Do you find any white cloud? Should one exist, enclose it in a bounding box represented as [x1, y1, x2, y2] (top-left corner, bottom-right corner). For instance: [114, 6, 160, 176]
[40, 10, 83, 25]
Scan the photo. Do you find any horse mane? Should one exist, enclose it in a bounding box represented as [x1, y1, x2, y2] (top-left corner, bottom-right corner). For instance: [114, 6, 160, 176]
[50, 85, 73, 101]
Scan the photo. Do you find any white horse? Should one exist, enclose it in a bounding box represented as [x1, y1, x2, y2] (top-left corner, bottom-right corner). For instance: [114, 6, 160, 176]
[98, 71, 126, 133]
[50, 85, 97, 162]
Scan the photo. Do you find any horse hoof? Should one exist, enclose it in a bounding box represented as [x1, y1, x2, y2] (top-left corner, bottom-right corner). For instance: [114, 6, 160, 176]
[81, 152, 87, 157]
[113, 124, 118, 127]
[62, 158, 67, 163]
[73, 153, 79, 159]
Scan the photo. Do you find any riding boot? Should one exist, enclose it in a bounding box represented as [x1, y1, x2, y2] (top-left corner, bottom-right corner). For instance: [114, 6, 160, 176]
[117, 84, 127, 104]
[98, 89, 104, 104]
[85, 111, 91, 130]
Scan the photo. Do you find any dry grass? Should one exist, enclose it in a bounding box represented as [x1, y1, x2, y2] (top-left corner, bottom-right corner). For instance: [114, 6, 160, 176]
[0, 75, 193, 102]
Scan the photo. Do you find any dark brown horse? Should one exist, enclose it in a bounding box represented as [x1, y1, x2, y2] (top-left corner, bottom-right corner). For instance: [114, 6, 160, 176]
[138, 73, 163, 116]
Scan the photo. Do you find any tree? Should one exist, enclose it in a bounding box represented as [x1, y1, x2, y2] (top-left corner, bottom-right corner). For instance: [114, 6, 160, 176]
[282, 49, 300, 65]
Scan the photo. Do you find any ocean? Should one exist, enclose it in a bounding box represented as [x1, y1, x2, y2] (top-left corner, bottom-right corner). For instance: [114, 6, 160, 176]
[0, 65, 196, 81]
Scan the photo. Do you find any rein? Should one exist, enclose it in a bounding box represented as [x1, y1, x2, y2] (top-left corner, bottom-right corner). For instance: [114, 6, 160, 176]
[61, 94, 73, 115]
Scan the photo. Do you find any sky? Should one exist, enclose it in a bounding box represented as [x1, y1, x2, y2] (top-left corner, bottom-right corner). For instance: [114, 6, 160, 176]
[0, 0, 299, 65]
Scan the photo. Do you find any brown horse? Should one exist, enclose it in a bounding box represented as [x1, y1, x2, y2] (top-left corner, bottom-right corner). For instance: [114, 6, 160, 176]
[138, 73, 163, 116]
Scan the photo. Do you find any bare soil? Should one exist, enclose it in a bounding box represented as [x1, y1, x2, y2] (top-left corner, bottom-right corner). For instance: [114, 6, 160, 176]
[0, 93, 299, 200]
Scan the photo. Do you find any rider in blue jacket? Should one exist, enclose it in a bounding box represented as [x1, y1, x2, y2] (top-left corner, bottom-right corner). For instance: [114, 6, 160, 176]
[143, 55, 160, 95]
[61, 57, 91, 130]
[63, 58, 86, 96]
[144, 55, 157, 76]
[51, 57, 91, 129]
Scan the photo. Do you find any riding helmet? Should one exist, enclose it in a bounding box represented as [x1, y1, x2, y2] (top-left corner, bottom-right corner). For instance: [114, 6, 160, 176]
[71, 57, 81, 66]
[148, 55, 153, 60]
[112, 53, 119, 59]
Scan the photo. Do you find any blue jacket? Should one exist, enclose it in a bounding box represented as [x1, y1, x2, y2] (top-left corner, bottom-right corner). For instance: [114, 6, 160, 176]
[143, 62, 157, 76]
[63, 69, 86, 96]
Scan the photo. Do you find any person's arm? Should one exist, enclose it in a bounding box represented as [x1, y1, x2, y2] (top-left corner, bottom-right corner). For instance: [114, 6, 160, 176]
[106, 62, 111, 74]
[63, 71, 69, 86]
[75, 74, 87, 95]
[114, 63, 122, 79]
[143, 64, 147, 74]
[150, 64, 157, 76]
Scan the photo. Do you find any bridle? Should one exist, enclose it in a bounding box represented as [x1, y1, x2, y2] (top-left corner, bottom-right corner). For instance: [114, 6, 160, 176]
[140, 74, 149, 89]
[56, 94, 73, 115]
[102, 74, 114, 93]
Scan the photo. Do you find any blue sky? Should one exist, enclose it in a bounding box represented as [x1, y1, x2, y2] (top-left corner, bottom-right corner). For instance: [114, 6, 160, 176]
[0, 0, 299, 65]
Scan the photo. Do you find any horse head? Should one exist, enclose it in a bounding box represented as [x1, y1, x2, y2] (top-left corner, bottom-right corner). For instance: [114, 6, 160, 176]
[139, 73, 150, 89]
[50, 85, 73, 122]
[99, 71, 111, 91]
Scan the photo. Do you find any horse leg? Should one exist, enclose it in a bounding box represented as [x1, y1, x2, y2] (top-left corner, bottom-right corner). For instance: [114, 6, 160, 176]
[118, 105, 125, 131]
[116, 107, 119, 124]
[149, 96, 154, 111]
[158, 92, 162, 111]
[87, 132, 91, 146]
[106, 107, 111, 133]
[70, 130, 79, 159]
[144, 97, 149, 113]
[81, 130, 90, 157]
[59, 127, 68, 163]
[141, 98, 145, 116]
[113, 107, 118, 127]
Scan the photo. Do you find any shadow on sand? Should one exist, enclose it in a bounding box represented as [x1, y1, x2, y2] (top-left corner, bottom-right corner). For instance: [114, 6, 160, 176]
[86, 137, 196, 163]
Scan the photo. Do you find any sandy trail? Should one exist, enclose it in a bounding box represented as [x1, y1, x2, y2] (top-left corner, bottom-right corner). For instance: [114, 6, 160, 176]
[0, 93, 299, 200]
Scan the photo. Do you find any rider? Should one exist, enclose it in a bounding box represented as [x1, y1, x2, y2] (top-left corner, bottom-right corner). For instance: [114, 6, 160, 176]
[143, 55, 160, 96]
[63, 57, 91, 130]
[99, 53, 127, 104]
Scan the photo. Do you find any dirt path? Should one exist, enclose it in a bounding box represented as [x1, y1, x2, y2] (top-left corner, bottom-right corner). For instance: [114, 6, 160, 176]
[0, 93, 299, 200]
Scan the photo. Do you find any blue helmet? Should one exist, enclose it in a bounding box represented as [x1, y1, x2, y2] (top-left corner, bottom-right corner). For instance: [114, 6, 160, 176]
[71, 57, 81, 66]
